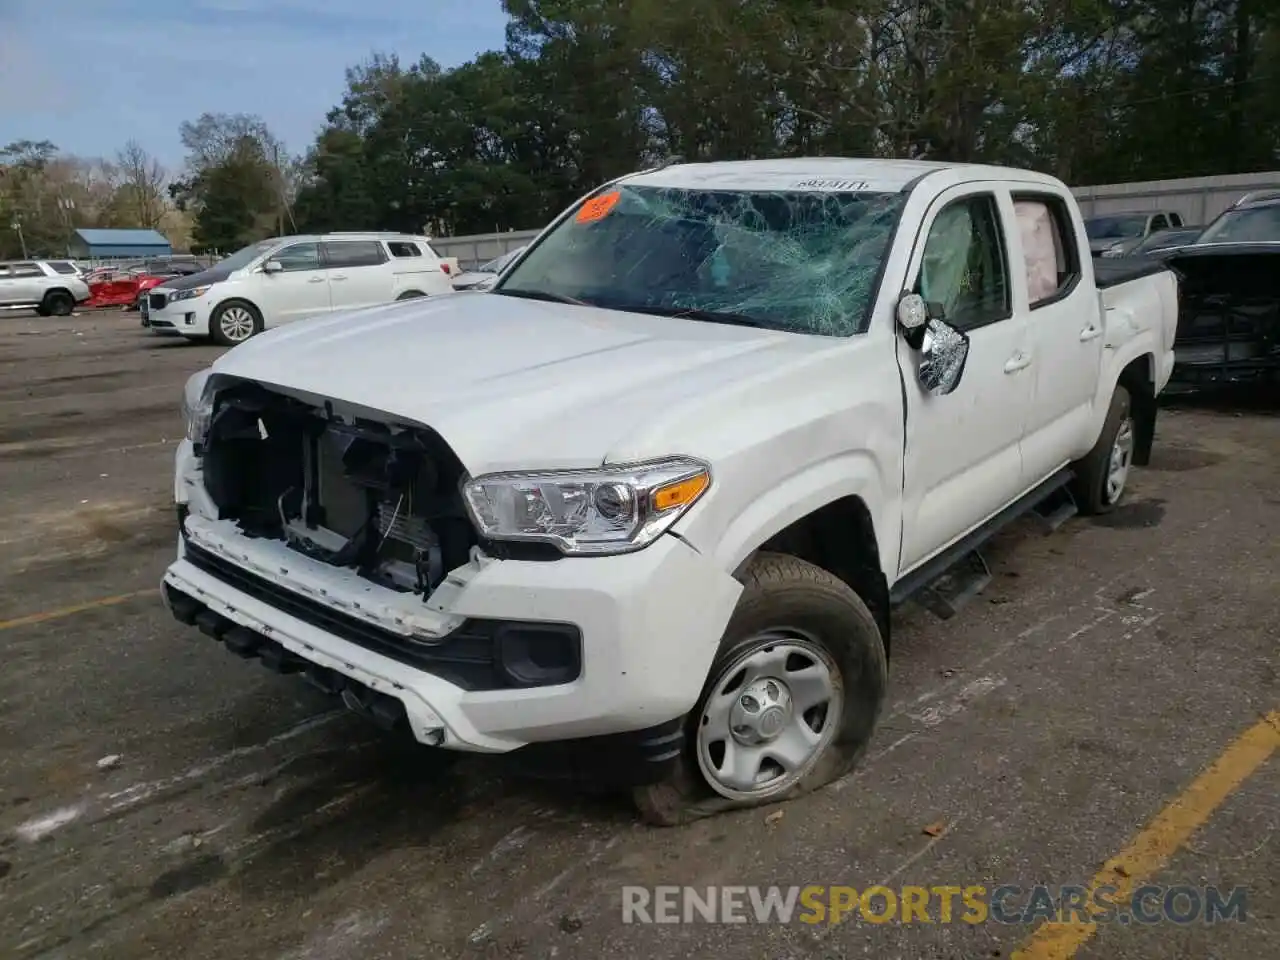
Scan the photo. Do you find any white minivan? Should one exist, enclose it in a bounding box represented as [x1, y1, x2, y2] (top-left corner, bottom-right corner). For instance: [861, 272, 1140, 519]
[143, 232, 455, 344]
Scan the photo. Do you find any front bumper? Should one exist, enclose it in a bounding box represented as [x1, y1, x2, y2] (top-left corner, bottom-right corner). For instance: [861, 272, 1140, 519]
[147, 297, 213, 337]
[164, 469, 742, 759]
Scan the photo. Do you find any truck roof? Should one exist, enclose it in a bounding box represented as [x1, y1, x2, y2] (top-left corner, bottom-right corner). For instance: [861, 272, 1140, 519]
[624, 158, 1067, 194]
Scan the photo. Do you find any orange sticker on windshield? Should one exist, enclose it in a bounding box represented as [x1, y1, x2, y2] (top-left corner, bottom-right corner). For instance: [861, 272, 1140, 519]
[576, 191, 620, 224]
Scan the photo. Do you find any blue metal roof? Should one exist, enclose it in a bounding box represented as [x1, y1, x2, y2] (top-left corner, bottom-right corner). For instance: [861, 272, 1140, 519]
[74, 228, 171, 246]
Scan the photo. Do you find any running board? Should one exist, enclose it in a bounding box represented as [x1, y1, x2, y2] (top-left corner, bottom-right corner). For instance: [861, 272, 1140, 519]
[1032, 485, 1079, 533]
[891, 468, 1075, 616]
[915, 550, 992, 620]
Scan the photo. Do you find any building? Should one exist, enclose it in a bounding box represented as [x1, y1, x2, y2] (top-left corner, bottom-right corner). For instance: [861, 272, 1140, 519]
[69, 228, 173, 260]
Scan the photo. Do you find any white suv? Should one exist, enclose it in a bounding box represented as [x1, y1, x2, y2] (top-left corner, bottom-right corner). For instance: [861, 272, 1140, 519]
[143, 233, 455, 344]
[0, 260, 91, 315]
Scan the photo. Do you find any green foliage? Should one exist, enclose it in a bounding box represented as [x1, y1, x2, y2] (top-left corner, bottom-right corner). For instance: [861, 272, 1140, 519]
[284, 1, 1278, 237]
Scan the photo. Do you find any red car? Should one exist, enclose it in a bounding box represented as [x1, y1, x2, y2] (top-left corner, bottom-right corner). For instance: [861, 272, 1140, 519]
[85, 260, 206, 310]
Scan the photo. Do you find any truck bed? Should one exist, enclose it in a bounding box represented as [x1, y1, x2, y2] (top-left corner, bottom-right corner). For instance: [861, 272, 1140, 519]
[1093, 256, 1174, 289]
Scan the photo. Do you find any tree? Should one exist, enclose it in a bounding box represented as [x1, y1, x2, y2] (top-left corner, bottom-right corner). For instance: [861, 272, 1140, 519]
[103, 140, 167, 229]
[190, 136, 278, 253]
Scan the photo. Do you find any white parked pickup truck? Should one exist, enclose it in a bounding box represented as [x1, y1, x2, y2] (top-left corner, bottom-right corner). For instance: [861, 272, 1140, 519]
[163, 159, 1179, 824]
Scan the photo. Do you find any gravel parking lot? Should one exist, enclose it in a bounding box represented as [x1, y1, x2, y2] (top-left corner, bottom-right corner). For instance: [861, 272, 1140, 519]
[1, 310, 1277, 960]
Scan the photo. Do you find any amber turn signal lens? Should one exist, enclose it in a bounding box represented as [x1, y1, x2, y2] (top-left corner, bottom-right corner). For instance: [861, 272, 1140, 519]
[651, 471, 709, 512]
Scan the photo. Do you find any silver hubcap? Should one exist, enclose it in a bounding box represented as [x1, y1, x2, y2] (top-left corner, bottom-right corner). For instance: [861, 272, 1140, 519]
[696, 634, 842, 801]
[219, 306, 255, 342]
[1106, 416, 1134, 504]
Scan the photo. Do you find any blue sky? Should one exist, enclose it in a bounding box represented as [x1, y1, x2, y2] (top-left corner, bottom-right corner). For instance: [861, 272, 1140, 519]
[0, 0, 510, 169]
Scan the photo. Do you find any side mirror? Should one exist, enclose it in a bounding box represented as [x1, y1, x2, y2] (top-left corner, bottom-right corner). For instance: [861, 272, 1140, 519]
[898, 292, 969, 396]
[262, 259, 283, 274]
[918, 318, 970, 396]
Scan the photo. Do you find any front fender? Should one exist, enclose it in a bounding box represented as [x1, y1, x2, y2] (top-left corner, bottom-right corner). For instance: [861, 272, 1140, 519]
[674, 450, 897, 581]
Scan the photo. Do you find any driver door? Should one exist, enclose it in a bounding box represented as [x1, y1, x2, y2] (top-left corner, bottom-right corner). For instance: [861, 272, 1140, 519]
[897, 185, 1035, 574]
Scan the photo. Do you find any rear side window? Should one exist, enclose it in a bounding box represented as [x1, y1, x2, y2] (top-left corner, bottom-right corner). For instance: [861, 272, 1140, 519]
[1169, 212, 1183, 227]
[1150, 214, 1168, 231]
[321, 241, 387, 268]
[387, 241, 422, 258]
[1012, 195, 1081, 308]
[49, 261, 78, 275]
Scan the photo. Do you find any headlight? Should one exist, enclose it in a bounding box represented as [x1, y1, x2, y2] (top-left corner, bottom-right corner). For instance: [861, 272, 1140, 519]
[181, 368, 216, 444]
[170, 285, 211, 303]
[462, 457, 711, 555]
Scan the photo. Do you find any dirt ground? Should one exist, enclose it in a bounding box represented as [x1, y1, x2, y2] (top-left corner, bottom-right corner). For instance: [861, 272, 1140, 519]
[0, 309, 1276, 960]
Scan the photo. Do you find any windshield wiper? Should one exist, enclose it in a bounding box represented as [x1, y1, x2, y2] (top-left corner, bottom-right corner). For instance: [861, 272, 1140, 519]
[612, 303, 776, 329]
[493, 288, 590, 307]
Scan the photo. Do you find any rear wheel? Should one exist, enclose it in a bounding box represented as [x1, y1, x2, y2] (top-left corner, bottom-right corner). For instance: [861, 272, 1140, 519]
[1071, 385, 1133, 515]
[42, 291, 74, 317]
[210, 300, 262, 346]
[633, 552, 887, 826]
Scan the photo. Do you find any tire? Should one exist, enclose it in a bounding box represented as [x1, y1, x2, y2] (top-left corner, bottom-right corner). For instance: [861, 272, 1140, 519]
[1070, 385, 1134, 515]
[42, 290, 74, 317]
[35, 305, 51, 317]
[633, 552, 888, 826]
[210, 300, 262, 346]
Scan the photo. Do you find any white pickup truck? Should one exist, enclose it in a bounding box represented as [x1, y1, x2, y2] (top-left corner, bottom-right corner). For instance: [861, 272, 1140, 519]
[163, 159, 1179, 824]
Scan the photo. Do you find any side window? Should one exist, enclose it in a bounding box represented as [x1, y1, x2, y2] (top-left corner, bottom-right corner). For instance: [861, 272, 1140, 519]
[1012, 194, 1081, 308]
[387, 241, 421, 258]
[11, 262, 43, 279]
[915, 194, 1010, 331]
[321, 241, 387, 269]
[1169, 212, 1183, 227]
[271, 243, 321, 272]
[1150, 214, 1168, 231]
[49, 261, 77, 275]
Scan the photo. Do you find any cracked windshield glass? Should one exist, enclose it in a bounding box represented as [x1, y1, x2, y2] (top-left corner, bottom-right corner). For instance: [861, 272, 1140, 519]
[496, 185, 907, 336]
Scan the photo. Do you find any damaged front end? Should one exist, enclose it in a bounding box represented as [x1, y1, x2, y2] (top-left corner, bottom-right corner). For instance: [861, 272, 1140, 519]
[172, 375, 585, 699]
[1163, 244, 1280, 389]
[194, 378, 479, 599]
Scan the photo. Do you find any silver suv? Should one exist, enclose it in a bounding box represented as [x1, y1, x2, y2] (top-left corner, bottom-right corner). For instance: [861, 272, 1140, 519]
[0, 260, 92, 316]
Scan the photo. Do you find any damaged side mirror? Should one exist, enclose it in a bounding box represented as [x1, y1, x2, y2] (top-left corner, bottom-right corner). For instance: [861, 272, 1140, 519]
[897, 292, 971, 397]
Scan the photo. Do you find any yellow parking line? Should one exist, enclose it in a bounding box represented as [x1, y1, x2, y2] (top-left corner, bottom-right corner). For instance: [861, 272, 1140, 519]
[1013, 710, 1280, 960]
[0, 589, 156, 632]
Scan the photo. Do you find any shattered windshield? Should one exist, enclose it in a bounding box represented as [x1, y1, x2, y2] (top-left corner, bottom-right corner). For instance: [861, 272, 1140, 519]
[1085, 216, 1147, 240]
[1198, 205, 1280, 244]
[495, 184, 907, 336]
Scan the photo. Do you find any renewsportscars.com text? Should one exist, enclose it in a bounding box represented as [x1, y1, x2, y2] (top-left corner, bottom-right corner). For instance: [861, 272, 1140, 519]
[621, 884, 1248, 926]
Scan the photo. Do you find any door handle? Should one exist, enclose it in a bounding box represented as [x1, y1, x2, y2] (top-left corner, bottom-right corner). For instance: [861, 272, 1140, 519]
[1080, 324, 1102, 342]
[330, 275, 347, 281]
[308, 277, 325, 283]
[1004, 352, 1031, 374]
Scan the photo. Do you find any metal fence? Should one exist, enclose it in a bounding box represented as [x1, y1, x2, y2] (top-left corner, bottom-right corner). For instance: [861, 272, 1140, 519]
[428, 170, 1280, 268]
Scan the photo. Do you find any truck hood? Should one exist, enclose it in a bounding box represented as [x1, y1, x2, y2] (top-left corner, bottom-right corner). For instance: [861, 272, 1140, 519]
[210, 293, 827, 475]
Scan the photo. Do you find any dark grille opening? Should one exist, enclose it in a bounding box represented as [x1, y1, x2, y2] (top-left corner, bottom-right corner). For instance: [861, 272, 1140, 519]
[149, 292, 167, 310]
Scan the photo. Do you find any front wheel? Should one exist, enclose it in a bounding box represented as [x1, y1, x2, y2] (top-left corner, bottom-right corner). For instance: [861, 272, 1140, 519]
[633, 552, 887, 826]
[210, 300, 262, 346]
[1071, 385, 1134, 515]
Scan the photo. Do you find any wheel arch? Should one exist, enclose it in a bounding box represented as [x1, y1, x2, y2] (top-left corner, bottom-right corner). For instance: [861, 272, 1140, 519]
[715, 474, 893, 657]
[1110, 352, 1157, 466]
